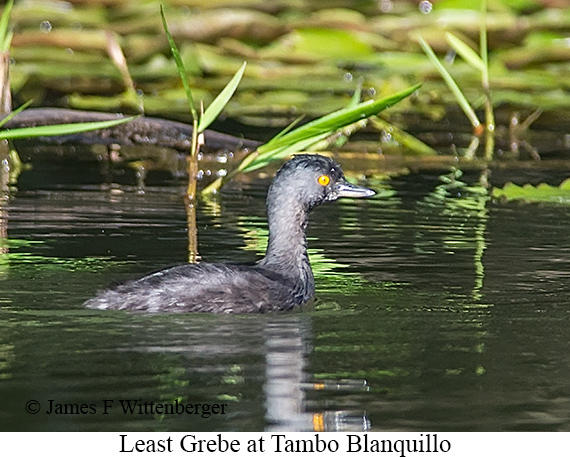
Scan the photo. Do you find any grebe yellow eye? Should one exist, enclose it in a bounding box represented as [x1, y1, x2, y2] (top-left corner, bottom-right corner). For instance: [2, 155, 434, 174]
[318, 175, 330, 186]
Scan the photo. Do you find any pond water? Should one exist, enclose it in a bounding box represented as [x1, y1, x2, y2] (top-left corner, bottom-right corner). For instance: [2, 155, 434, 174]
[1, 159, 569, 432]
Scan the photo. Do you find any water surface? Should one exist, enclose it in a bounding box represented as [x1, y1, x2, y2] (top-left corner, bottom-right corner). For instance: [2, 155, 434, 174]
[1, 163, 569, 432]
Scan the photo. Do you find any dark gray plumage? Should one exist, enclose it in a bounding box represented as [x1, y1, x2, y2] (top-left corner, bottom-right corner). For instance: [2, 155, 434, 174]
[84, 154, 375, 313]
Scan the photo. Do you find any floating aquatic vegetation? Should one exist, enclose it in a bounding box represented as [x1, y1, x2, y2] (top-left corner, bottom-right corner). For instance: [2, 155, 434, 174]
[0, 1, 136, 142]
[259, 28, 375, 63]
[492, 179, 570, 204]
[1, 0, 569, 166]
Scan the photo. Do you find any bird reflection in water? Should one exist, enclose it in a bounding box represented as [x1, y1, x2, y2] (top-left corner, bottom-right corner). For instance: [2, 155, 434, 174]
[263, 316, 370, 432]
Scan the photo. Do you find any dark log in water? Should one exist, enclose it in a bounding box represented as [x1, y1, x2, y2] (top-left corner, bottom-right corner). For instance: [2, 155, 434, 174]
[2, 108, 261, 152]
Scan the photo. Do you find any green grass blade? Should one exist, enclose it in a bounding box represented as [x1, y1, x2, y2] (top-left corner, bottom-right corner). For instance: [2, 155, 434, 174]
[480, 0, 489, 89]
[160, 5, 198, 122]
[0, 116, 137, 140]
[272, 115, 306, 142]
[418, 35, 480, 129]
[261, 80, 360, 153]
[259, 83, 420, 155]
[1, 31, 12, 54]
[203, 83, 420, 194]
[241, 132, 332, 173]
[480, 0, 494, 159]
[0, 0, 14, 52]
[198, 61, 246, 133]
[0, 100, 33, 129]
[348, 80, 363, 108]
[445, 33, 485, 73]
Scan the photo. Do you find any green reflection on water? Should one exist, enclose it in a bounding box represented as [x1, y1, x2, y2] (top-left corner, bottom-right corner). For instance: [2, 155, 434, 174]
[418, 168, 490, 300]
[0, 246, 127, 274]
[236, 215, 364, 287]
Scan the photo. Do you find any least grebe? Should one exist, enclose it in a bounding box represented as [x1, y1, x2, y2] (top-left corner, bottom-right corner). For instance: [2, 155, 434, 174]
[84, 154, 375, 313]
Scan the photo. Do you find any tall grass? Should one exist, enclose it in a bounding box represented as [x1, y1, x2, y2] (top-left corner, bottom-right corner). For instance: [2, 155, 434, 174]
[419, 0, 495, 159]
[160, 5, 245, 200]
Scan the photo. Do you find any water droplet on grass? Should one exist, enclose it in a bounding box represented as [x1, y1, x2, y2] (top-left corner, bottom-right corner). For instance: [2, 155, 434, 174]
[419, 1, 433, 14]
[40, 21, 52, 33]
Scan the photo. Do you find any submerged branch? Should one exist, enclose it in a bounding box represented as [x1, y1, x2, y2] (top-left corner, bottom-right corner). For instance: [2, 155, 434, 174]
[2, 108, 260, 152]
